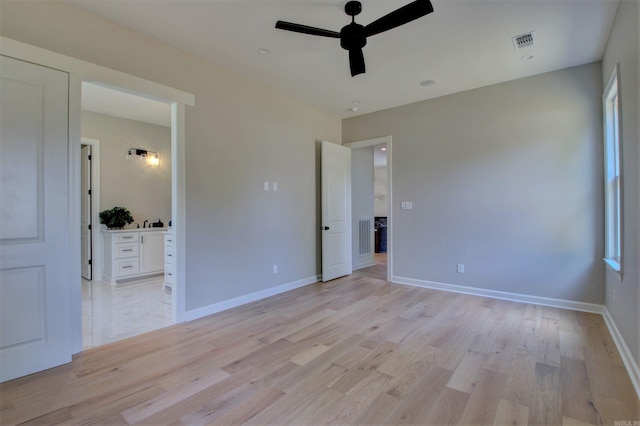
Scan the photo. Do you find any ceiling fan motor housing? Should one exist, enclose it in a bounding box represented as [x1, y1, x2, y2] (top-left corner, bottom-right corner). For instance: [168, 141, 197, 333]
[340, 23, 367, 51]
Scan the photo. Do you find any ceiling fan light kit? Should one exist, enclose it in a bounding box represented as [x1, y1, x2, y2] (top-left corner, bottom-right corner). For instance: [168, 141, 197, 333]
[275, 0, 434, 77]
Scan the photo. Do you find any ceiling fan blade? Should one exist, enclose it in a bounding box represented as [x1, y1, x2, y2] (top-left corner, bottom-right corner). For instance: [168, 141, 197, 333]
[364, 0, 434, 37]
[275, 21, 340, 38]
[349, 49, 366, 77]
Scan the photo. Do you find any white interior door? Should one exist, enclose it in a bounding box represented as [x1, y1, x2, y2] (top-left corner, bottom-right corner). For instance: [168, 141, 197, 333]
[81, 144, 92, 280]
[321, 141, 352, 281]
[0, 55, 72, 382]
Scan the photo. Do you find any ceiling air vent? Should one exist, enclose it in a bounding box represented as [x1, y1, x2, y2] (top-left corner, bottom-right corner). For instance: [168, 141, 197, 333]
[512, 31, 536, 49]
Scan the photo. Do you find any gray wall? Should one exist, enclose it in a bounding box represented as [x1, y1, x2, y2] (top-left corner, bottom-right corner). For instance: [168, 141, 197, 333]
[1, 1, 341, 311]
[602, 0, 640, 371]
[374, 165, 388, 217]
[82, 111, 172, 227]
[351, 146, 375, 269]
[344, 62, 605, 304]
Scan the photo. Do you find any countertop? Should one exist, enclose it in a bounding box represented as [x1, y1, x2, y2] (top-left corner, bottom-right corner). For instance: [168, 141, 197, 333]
[102, 227, 169, 233]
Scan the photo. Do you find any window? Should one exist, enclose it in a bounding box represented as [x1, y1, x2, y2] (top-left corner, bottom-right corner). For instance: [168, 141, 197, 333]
[603, 65, 622, 278]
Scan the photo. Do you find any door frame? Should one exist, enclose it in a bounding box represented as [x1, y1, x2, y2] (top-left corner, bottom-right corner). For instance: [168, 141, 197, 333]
[1, 36, 194, 355]
[344, 136, 392, 281]
[81, 138, 101, 281]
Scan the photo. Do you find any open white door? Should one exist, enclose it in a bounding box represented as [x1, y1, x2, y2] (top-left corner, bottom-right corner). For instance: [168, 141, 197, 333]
[0, 56, 73, 382]
[81, 145, 92, 280]
[321, 141, 352, 281]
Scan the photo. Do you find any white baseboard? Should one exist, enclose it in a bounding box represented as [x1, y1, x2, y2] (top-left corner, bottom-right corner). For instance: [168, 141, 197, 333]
[602, 307, 640, 399]
[182, 275, 320, 322]
[392, 276, 604, 313]
[353, 260, 376, 271]
[392, 275, 640, 399]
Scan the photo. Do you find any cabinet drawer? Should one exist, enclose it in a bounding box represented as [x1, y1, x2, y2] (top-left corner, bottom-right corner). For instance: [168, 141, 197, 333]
[164, 245, 175, 264]
[115, 243, 139, 258]
[164, 264, 176, 285]
[116, 258, 139, 276]
[113, 232, 139, 243]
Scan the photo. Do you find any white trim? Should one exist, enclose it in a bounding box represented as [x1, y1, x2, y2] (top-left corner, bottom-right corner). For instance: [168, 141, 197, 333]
[602, 63, 624, 280]
[171, 103, 187, 323]
[603, 257, 622, 281]
[602, 307, 640, 399]
[182, 275, 320, 322]
[391, 276, 604, 313]
[69, 73, 83, 355]
[346, 136, 391, 149]
[353, 259, 376, 271]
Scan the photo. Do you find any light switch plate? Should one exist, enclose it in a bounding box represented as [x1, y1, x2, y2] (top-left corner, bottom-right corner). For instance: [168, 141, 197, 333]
[272, 182, 278, 191]
[401, 201, 413, 210]
[264, 181, 270, 191]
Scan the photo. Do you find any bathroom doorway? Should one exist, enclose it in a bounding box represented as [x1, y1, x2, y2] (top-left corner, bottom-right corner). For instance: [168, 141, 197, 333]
[80, 138, 100, 281]
[346, 136, 392, 282]
[80, 83, 174, 349]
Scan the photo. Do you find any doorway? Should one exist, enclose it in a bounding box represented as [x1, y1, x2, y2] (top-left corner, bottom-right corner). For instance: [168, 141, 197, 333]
[346, 136, 392, 281]
[80, 83, 174, 349]
[80, 138, 100, 282]
[80, 144, 92, 280]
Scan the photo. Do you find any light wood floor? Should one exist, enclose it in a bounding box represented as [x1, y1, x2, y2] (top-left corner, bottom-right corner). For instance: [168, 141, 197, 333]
[354, 253, 388, 281]
[1, 274, 638, 425]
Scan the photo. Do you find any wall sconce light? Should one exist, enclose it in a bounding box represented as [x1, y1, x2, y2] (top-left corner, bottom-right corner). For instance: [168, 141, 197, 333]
[148, 152, 160, 166]
[127, 148, 159, 166]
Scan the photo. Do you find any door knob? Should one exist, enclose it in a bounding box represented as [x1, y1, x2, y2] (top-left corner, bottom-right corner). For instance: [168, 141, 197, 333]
[321, 226, 330, 230]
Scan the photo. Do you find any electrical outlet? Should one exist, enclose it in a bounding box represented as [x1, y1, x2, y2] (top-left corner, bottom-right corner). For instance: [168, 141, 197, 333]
[272, 182, 278, 191]
[264, 181, 270, 191]
[273, 264, 278, 274]
[457, 264, 465, 273]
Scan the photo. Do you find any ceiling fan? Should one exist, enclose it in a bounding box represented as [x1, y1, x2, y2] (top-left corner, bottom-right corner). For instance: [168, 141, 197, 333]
[275, 0, 434, 77]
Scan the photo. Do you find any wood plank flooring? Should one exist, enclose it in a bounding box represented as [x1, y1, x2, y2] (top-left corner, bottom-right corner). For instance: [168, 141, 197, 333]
[1, 272, 638, 425]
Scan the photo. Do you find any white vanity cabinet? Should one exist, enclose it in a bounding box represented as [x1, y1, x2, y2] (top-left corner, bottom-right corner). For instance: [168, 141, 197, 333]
[102, 229, 166, 284]
[163, 230, 175, 289]
[140, 231, 165, 274]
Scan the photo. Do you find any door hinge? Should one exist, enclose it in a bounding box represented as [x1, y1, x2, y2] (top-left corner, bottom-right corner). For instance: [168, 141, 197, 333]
[88, 224, 92, 230]
[88, 155, 92, 160]
[88, 259, 92, 265]
[88, 189, 91, 195]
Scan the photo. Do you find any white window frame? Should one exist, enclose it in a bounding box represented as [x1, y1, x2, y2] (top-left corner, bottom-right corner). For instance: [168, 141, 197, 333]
[603, 64, 623, 280]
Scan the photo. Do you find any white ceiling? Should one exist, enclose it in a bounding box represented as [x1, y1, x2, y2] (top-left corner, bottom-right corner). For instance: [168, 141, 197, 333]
[71, 0, 620, 120]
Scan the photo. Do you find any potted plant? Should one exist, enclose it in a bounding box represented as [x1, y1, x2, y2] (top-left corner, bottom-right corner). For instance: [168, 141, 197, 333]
[99, 206, 134, 230]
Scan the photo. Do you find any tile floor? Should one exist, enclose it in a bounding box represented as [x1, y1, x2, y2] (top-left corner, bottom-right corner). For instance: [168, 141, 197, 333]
[81, 277, 174, 350]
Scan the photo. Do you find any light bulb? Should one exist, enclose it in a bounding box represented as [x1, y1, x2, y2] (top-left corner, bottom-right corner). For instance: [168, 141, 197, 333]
[148, 153, 160, 166]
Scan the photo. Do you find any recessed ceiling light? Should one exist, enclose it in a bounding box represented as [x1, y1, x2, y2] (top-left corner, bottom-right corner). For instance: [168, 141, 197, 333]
[521, 55, 534, 60]
[258, 48, 270, 55]
[352, 100, 360, 105]
[420, 79, 436, 87]
[381, 147, 387, 151]
[348, 106, 359, 112]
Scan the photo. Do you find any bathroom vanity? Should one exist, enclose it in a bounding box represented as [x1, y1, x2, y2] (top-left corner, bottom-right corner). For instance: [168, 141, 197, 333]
[102, 228, 167, 284]
[163, 230, 174, 290]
